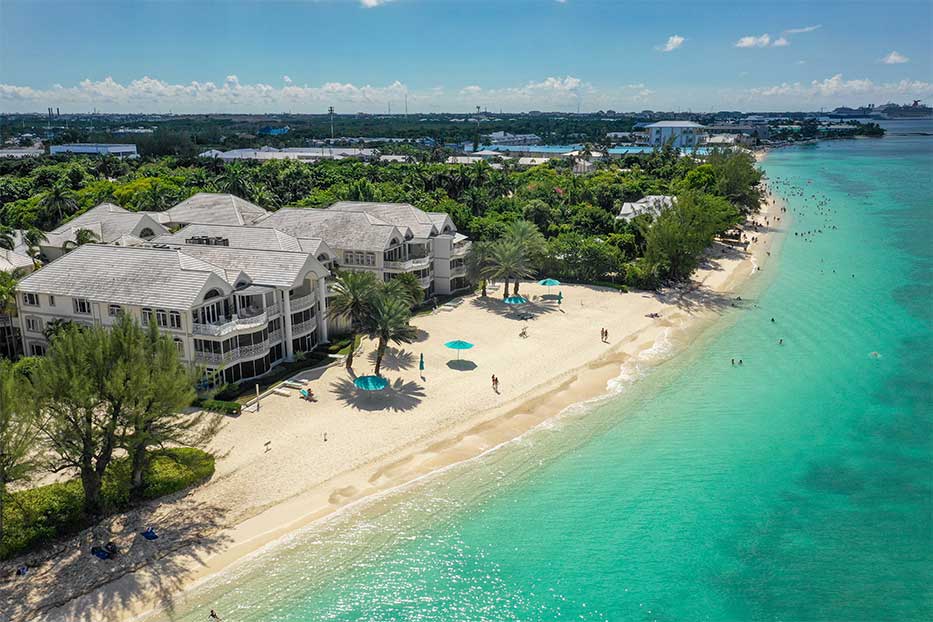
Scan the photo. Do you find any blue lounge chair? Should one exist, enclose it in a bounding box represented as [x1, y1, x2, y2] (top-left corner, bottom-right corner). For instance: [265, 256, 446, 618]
[141, 527, 159, 541]
[91, 546, 110, 560]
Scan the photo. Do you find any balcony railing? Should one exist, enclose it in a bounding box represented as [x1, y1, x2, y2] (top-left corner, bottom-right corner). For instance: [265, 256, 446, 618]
[383, 255, 432, 271]
[450, 264, 468, 277]
[265, 303, 282, 317]
[417, 275, 433, 289]
[451, 241, 472, 257]
[289, 293, 315, 312]
[194, 339, 270, 365]
[192, 311, 267, 337]
[292, 319, 316, 336]
[269, 329, 283, 343]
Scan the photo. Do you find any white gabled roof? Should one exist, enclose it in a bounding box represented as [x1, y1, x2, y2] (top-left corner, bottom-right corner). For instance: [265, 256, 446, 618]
[164, 193, 270, 226]
[51, 203, 167, 245]
[16, 244, 231, 310]
[257, 208, 407, 252]
[617, 195, 675, 221]
[327, 201, 450, 238]
[174, 245, 329, 288]
[0, 249, 33, 273]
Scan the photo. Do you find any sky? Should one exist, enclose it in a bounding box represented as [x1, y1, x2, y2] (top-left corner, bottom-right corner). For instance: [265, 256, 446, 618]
[0, 0, 931, 113]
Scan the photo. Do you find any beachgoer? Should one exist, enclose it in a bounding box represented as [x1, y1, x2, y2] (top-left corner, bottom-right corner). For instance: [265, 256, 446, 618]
[323, 432, 328, 442]
[739, 359, 744, 365]
[210, 610, 222, 621]
[779, 339, 783, 345]
[771, 318, 775, 322]
[731, 359, 735, 366]
[491, 375, 496, 390]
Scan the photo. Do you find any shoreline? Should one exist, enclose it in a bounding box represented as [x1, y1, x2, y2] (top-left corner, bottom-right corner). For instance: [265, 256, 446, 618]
[11, 170, 786, 622]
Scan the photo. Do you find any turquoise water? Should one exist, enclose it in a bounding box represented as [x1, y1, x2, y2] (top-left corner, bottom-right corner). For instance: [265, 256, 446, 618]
[168, 129, 932, 622]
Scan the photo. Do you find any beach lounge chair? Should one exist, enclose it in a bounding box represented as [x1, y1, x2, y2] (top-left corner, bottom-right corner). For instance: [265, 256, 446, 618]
[282, 380, 304, 389]
[300, 388, 315, 402]
[272, 388, 291, 397]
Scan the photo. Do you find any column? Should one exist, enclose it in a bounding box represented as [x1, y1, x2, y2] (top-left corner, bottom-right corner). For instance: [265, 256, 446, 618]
[316, 276, 329, 343]
[282, 290, 294, 360]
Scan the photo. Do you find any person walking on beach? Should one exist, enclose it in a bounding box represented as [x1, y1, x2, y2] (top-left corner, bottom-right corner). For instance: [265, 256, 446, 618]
[491, 374, 496, 391]
[210, 610, 222, 621]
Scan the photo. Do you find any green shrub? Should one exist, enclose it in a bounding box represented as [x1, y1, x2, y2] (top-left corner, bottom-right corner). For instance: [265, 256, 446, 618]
[1, 448, 215, 559]
[200, 399, 241, 415]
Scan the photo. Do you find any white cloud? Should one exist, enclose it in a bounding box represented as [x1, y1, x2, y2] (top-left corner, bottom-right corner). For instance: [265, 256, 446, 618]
[282, 75, 293, 85]
[657, 35, 685, 52]
[882, 50, 910, 64]
[783, 25, 822, 35]
[735, 34, 771, 48]
[360, 0, 392, 7]
[748, 74, 933, 103]
[772, 37, 789, 47]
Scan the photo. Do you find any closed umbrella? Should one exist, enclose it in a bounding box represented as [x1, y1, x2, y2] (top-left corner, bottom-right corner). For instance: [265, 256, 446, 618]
[419, 353, 425, 372]
[444, 339, 474, 360]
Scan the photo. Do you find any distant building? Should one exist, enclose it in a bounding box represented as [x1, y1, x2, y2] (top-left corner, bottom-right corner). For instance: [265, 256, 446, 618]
[202, 147, 376, 162]
[0, 147, 44, 158]
[517, 157, 551, 168]
[50, 143, 138, 158]
[705, 122, 770, 141]
[644, 121, 705, 148]
[258, 126, 290, 136]
[617, 195, 675, 221]
[486, 131, 541, 146]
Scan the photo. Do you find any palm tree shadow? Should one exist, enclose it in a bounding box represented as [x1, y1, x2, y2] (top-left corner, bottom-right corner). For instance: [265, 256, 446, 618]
[446, 359, 477, 371]
[330, 377, 425, 412]
[367, 347, 415, 371]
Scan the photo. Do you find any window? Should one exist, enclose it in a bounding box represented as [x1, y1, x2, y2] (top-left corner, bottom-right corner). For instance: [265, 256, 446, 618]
[173, 338, 184, 355]
[25, 317, 41, 333]
[139, 227, 155, 239]
[48, 295, 55, 307]
[29, 343, 46, 356]
[141, 308, 152, 324]
[170, 311, 182, 329]
[156, 309, 168, 327]
[108, 304, 122, 317]
[73, 298, 91, 314]
[22, 293, 38, 306]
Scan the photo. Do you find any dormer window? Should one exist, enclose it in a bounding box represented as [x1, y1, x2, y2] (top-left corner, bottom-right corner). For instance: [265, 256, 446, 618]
[204, 288, 222, 300]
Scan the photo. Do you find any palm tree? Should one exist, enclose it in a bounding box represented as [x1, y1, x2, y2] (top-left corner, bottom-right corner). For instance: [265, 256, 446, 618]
[0, 226, 15, 252]
[38, 183, 78, 226]
[327, 271, 378, 371]
[137, 182, 171, 212]
[62, 228, 99, 252]
[465, 240, 494, 297]
[502, 220, 546, 295]
[486, 240, 533, 299]
[384, 273, 424, 308]
[214, 162, 254, 199]
[364, 291, 418, 377]
[22, 228, 46, 269]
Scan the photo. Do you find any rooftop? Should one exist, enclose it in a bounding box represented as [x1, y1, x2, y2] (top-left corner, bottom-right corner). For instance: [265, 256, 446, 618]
[327, 201, 455, 239]
[645, 121, 705, 128]
[153, 223, 335, 259]
[257, 208, 407, 252]
[164, 193, 270, 226]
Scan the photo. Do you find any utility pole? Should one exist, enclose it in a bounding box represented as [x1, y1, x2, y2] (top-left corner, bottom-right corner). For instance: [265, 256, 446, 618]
[328, 106, 335, 140]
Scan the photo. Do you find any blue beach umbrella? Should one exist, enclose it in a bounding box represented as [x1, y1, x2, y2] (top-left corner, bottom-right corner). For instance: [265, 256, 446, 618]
[503, 295, 528, 305]
[444, 339, 474, 360]
[354, 375, 388, 391]
[538, 278, 561, 294]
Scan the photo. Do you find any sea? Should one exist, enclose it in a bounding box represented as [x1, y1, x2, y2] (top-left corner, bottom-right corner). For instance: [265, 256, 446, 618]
[164, 120, 932, 622]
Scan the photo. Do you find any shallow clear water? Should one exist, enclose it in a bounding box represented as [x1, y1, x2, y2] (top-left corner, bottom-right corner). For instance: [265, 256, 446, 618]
[167, 128, 933, 622]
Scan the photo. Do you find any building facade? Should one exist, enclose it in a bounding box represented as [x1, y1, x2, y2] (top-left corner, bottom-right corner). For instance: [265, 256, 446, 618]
[50, 143, 139, 158]
[644, 121, 705, 149]
[15, 244, 330, 387]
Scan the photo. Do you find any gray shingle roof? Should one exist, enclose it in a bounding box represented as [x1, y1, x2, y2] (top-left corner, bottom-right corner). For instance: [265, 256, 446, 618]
[16, 245, 229, 309]
[154, 224, 305, 252]
[256, 208, 405, 252]
[327, 201, 446, 238]
[0, 249, 33, 273]
[165, 193, 270, 226]
[51, 203, 167, 244]
[174, 245, 328, 288]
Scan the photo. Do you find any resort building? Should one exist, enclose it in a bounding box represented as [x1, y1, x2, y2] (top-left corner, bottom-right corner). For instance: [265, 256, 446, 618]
[617, 195, 675, 221]
[15, 243, 331, 385]
[160, 193, 271, 227]
[39, 202, 169, 261]
[256, 201, 471, 296]
[644, 121, 705, 149]
[50, 143, 139, 158]
[486, 131, 542, 146]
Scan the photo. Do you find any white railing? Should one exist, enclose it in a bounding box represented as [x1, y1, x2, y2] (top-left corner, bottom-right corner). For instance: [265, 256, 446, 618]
[450, 264, 468, 277]
[269, 329, 283, 343]
[289, 293, 314, 312]
[194, 339, 269, 365]
[418, 276, 433, 289]
[292, 319, 316, 335]
[383, 255, 432, 271]
[193, 312, 267, 337]
[451, 241, 472, 257]
[265, 303, 281, 317]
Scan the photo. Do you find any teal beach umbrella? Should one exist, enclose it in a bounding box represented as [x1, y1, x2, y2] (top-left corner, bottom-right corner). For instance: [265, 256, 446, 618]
[538, 278, 561, 294]
[354, 375, 388, 391]
[503, 296, 527, 305]
[419, 353, 425, 371]
[444, 339, 474, 359]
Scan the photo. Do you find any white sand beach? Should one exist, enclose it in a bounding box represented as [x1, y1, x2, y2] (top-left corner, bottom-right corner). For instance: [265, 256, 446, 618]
[2, 186, 785, 622]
